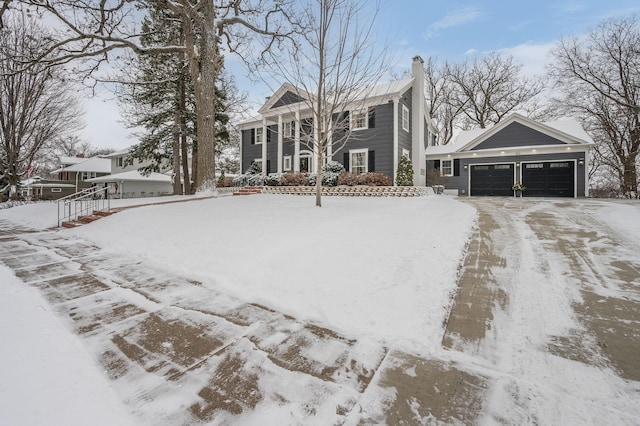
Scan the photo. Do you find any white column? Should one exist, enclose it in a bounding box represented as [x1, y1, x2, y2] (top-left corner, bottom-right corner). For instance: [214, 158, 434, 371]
[294, 111, 300, 172]
[261, 117, 268, 176]
[277, 115, 283, 173]
[327, 128, 333, 161]
[393, 98, 399, 185]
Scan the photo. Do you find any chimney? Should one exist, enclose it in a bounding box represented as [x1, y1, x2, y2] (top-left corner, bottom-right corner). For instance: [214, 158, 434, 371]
[411, 56, 426, 186]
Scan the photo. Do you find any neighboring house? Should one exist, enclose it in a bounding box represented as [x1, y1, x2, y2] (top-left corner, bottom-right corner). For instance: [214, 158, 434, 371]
[425, 114, 594, 197]
[20, 176, 76, 200]
[51, 156, 112, 194]
[238, 56, 438, 186]
[84, 148, 173, 198]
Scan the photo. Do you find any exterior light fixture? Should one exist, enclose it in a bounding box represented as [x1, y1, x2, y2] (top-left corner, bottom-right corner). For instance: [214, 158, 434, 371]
[463, 164, 468, 170]
[579, 158, 584, 165]
[516, 162, 520, 167]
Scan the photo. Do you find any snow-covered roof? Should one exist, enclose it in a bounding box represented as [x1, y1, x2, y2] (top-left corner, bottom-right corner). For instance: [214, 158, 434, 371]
[101, 147, 132, 158]
[59, 156, 86, 166]
[57, 157, 112, 173]
[426, 114, 594, 156]
[86, 170, 171, 183]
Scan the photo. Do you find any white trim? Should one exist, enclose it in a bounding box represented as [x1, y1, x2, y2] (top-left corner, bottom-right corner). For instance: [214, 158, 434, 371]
[261, 118, 268, 175]
[299, 150, 313, 173]
[283, 121, 294, 138]
[349, 148, 368, 174]
[392, 99, 399, 185]
[351, 109, 368, 131]
[51, 188, 62, 193]
[402, 104, 410, 132]
[277, 115, 283, 173]
[402, 148, 410, 159]
[294, 111, 301, 172]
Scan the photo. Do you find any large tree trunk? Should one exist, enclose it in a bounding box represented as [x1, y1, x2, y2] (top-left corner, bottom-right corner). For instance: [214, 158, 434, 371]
[315, 144, 323, 207]
[172, 110, 182, 194]
[191, 2, 218, 192]
[621, 156, 638, 196]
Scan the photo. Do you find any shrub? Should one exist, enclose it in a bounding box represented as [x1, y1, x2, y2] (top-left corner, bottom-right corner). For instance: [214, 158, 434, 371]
[265, 173, 282, 186]
[281, 172, 309, 186]
[338, 171, 360, 186]
[396, 155, 414, 186]
[360, 172, 391, 186]
[323, 160, 345, 174]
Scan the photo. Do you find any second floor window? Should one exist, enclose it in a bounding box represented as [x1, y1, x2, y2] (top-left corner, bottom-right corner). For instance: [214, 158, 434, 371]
[402, 105, 410, 132]
[284, 121, 294, 138]
[351, 110, 368, 130]
[255, 127, 264, 144]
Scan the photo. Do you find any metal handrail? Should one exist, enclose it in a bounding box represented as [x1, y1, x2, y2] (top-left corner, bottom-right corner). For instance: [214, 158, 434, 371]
[57, 186, 113, 227]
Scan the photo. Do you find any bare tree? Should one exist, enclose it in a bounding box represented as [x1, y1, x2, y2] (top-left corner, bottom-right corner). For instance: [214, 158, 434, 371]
[258, 0, 389, 206]
[448, 52, 544, 129]
[423, 57, 465, 144]
[0, 12, 82, 197]
[2, 0, 296, 192]
[549, 15, 640, 197]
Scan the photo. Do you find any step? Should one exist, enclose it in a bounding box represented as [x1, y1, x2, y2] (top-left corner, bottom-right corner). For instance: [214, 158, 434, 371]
[61, 221, 83, 228]
[92, 210, 115, 217]
[77, 215, 102, 224]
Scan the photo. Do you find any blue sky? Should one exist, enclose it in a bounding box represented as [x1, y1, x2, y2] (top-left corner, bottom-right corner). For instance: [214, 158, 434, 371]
[83, 0, 640, 150]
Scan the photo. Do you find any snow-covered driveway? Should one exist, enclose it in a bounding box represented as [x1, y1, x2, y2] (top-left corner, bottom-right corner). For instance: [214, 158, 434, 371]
[440, 197, 640, 425]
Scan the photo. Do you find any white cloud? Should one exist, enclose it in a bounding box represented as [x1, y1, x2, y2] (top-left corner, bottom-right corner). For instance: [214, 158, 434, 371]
[496, 41, 556, 78]
[424, 6, 482, 40]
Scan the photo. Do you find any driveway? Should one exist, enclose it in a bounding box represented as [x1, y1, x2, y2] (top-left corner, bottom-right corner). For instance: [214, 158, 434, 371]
[0, 197, 639, 424]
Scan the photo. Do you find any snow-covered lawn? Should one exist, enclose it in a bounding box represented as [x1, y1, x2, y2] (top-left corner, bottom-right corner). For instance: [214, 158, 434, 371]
[66, 194, 475, 350]
[0, 194, 475, 424]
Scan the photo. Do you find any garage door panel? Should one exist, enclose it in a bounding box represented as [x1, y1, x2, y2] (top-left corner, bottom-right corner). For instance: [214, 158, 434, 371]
[471, 164, 514, 196]
[522, 162, 574, 197]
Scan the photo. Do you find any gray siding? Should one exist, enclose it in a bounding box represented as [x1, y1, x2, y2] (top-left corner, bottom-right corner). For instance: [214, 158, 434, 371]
[241, 129, 262, 173]
[426, 152, 587, 196]
[472, 122, 566, 150]
[332, 103, 394, 179]
[271, 91, 305, 108]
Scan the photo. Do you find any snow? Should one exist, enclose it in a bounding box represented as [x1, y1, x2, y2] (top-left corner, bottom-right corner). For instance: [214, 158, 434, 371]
[2, 194, 639, 424]
[0, 266, 137, 426]
[67, 195, 474, 351]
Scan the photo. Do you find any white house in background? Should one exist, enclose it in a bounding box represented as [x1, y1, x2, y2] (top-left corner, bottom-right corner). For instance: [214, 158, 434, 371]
[84, 148, 173, 198]
[52, 156, 112, 194]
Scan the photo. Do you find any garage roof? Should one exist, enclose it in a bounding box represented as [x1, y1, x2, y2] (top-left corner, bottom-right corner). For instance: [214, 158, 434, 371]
[426, 113, 594, 155]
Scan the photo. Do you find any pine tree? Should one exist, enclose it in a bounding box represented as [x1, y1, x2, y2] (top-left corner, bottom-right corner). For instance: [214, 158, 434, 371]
[118, 5, 232, 194]
[396, 155, 414, 186]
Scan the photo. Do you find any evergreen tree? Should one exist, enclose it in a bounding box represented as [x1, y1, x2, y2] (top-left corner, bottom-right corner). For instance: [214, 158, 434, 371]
[118, 5, 232, 194]
[396, 155, 414, 186]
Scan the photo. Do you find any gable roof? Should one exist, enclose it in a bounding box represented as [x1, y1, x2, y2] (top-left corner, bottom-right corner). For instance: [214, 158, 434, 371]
[56, 157, 112, 173]
[426, 114, 594, 156]
[257, 77, 416, 116]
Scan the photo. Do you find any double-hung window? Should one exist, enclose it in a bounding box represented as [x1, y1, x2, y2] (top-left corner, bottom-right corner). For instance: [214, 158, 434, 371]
[441, 159, 453, 176]
[284, 121, 294, 138]
[255, 127, 264, 144]
[350, 149, 368, 174]
[351, 110, 368, 130]
[283, 155, 292, 171]
[402, 105, 410, 132]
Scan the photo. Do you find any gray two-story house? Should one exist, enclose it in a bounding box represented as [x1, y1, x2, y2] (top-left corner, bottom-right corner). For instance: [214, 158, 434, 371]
[239, 56, 438, 186]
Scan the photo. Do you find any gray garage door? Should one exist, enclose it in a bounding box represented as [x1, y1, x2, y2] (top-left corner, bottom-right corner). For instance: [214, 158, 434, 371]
[470, 164, 514, 196]
[522, 161, 574, 197]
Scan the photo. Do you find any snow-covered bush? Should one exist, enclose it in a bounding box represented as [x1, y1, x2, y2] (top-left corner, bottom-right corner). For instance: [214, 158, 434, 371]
[265, 173, 282, 186]
[233, 161, 264, 187]
[396, 155, 414, 186]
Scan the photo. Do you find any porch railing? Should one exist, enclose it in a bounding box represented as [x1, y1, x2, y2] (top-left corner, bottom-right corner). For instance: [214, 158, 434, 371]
[57, 186, 113, 227]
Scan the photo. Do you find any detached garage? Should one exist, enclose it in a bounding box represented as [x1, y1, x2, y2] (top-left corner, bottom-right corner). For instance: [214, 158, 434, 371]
[425, 114, 593, 198]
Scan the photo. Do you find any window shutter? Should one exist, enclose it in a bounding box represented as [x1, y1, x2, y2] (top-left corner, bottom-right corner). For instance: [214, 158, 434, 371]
[368, 107, 375, 128]
[368, 151, 375, 172]
[266, 127, 272, 143]
[454, 159, 460, 176]
[267, 160, 271, 174]
[343, 152, 350, 170]
[434, 160, 440, 170]
[251, 129, 255, 145]
[343, 111, 350, 130]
